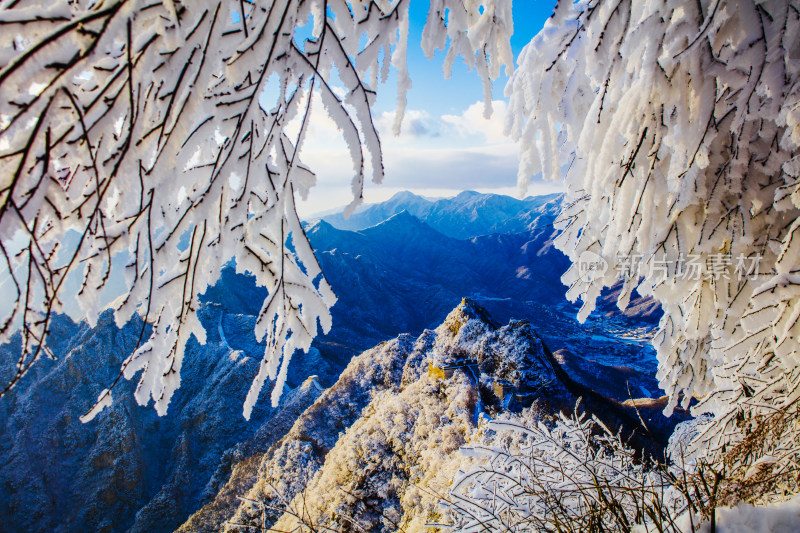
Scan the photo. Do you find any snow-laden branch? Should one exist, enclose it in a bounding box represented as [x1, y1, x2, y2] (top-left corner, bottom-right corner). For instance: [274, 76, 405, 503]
[506, 0, 800, 462]
[0, 0, 513, 420]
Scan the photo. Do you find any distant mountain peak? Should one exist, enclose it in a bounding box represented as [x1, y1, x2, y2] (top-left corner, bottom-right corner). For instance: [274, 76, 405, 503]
[454, 190, 481, 199]
[320, 189, 564, 239]
[387, 190, 425, 202]
[383, 209, 421, 223]
[305, 217, 335, 233]
[363, 209, 430, 233]
[300, 375, 324, 392]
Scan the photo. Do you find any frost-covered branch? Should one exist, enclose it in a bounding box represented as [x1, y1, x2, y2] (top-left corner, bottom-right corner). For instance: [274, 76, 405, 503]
[0, 0, 513, 420]
[506, 0, 800, 464]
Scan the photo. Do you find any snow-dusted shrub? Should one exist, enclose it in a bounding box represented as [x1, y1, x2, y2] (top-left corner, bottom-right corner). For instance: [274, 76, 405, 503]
[444, 406, 693, 532]
[0, 0, 512, 419]
[505, 0, 800, 468]
[670, 406, 800, 509]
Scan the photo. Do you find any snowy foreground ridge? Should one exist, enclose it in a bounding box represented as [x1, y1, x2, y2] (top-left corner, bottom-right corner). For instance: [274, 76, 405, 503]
[179, 299, 688, 532]
[180, 299, 800, 532]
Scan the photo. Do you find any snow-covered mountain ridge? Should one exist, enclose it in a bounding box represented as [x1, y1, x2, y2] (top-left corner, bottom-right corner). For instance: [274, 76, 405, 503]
[192, 299, 686, 532]
[318, 190, 562, 239]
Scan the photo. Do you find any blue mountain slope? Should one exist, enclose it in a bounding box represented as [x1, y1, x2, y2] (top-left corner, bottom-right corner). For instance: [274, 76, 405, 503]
[309, 204, 660, 380]
[0, 304, 324, 533]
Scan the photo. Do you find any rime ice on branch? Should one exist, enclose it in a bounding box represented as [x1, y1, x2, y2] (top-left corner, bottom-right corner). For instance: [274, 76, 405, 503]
[506, 0, 800, 462]
[0, 0, 512, 420]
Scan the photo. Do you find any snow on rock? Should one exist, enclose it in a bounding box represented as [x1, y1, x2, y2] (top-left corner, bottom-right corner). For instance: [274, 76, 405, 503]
[667, 415, 714, 470]
[177, 376, 324, 533]
[218, 333, 417, 530]
[268, 358, 480, 532]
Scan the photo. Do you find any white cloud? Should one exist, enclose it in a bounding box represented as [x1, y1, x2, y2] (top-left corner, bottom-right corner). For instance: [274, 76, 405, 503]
[299, 98, 511, 153]
[372, 100, 512, 146]
[382, 143, 519, 189]
[441, 100, 510, 144]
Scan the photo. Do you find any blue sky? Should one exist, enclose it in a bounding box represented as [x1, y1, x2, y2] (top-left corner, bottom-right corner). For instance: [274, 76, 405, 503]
[377, 0, 559, 113]
[297, 0, 560, 215]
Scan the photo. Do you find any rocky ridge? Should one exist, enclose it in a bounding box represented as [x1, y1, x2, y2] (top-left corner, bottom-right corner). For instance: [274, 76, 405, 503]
[183, 299, 685, 532]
